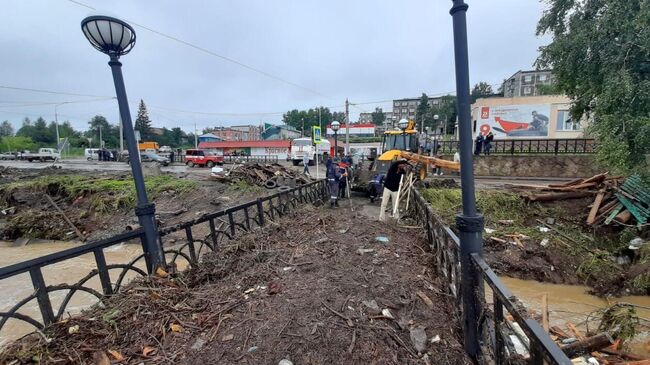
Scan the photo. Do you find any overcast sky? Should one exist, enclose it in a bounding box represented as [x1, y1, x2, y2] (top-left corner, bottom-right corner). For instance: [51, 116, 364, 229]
[0, 0, 550, 133]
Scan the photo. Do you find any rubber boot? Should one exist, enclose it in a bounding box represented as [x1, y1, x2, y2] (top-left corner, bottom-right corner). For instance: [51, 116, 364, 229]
[335, 200, 339, 207]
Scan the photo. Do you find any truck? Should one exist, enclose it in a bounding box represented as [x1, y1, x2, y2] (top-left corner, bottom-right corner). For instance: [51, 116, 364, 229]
[184, 149, 224, 167]
[138, 141, 159, 152]
[23, 148, 61, 162]
[290, 138, 331, 166]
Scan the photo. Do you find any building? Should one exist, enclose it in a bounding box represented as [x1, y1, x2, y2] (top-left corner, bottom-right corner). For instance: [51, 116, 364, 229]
[325, 123, 375, 137]
[198, 140, 291, 159]
[262, 124, 301, 140]
[197, 133, 223, 143]
[471, 95, 586, 139]
[392, 97, 444, 122]
[229, 125, 263, 140]
[502, 70, 554, 98]
[204, 125, 262, 141]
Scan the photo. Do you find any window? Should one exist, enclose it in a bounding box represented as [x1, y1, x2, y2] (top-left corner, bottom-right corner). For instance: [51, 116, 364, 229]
[523, 86, 532, 95]
[402, 102, 408, 106]
[402, 108, 407, 113]
[556, 110, 580, 131]
[524, 75, 533, 83]
[539, 74, 548, 82]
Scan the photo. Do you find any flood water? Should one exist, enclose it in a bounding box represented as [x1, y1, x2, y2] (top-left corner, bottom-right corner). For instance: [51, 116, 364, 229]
[498, 277, 650, 357]
[1, 242, 649, 356]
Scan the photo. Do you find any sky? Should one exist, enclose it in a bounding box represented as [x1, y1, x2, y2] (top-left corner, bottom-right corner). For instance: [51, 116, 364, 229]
[0, 0, 551, 133]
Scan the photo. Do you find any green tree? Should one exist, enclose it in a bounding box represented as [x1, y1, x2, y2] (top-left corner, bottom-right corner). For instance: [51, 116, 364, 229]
[17, 117, 55, 145]
[170, 127, 184, 147]
[471, 82, 494, 102]
[0, 121, 14, 137]
[536, 0, 650, 175]
[416, 93, 434, 131]
[430, 95, 457, 135]
[86, 115, 120, 148]
[1, 136, 37, 152]
[135, 99, 153, 140]
[282, 107, 335, 135]
[371, 107, 386, 125]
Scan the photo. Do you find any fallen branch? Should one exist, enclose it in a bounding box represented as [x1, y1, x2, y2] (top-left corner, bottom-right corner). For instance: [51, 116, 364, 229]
[560, 332, 613, 358]
[45, 194, 86, 241]
[321, 300, 354, 327]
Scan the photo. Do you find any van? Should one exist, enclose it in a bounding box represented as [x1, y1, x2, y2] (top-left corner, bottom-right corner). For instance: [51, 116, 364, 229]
[84, 148, 100, 161]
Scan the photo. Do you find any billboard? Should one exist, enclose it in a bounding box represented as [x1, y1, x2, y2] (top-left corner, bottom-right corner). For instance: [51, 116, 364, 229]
[478, 104, 550, 138]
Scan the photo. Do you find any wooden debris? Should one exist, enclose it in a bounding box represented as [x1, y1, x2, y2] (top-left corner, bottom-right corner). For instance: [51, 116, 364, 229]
[560, 332, 613, 358]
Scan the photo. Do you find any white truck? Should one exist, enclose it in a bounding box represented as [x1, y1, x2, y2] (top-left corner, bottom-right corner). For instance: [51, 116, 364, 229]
[290, 138, 331, 166]
[24, 148, 61, 162]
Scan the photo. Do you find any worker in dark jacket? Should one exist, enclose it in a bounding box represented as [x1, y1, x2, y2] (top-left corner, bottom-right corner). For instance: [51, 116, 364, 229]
[474, 133, 484, 155]
[326, 158, 345, 207]
[379, 159, 410, 220]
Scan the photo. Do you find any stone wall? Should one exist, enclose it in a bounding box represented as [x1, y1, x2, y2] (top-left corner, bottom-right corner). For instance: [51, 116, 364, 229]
[445, 155, 602, 178]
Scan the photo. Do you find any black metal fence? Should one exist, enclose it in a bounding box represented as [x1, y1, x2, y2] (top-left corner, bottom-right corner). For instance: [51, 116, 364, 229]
[0, 180, 327, 340]
[408, 188, 572, 364]
[437, 138, 596, 155]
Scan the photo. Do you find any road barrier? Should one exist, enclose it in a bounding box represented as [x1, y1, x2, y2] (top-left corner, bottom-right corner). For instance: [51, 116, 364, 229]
[0, 180, 327, 340]
[438, 138, 597, 155]
[408, 188, 572, 364]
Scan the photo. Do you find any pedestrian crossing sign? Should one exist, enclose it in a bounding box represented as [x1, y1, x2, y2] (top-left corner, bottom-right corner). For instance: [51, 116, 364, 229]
[312, 126, 322, 144]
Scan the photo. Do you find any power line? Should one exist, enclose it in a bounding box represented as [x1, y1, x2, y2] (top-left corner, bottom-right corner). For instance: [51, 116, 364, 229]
[0, 85, 112, 98]
[65, 0, 337, 102]
[0, 97, 115, 108]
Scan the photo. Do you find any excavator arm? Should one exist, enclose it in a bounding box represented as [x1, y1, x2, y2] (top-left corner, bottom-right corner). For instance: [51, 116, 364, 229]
[399, 151, 460, 179]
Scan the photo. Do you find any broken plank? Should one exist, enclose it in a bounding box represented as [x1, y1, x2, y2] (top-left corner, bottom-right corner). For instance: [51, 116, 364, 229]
[45, 194, 85, 241]
[587, 191, 606, 225]
[526, 191, 594, 202]
[548, 178, 585, 188]
[547, 182, 598, 191]
[560, 332, 613, 358]
[582, 172, 609, 184]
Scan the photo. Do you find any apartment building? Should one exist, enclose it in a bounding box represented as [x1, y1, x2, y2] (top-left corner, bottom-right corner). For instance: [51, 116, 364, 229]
[502, 70, 554, 98]
[392, 97, 444, 121]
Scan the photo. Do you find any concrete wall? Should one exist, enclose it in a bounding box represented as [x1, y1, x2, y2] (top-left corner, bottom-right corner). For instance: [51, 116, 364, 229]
[443, 155, 601, 178]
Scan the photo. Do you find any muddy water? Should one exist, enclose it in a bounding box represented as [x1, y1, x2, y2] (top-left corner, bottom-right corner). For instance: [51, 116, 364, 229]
[0, 241, 144, 347]
[499, 277, 650, 357]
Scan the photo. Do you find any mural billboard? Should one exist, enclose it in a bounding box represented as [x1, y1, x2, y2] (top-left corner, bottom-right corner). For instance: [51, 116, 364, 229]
[477, 104, 550, 138]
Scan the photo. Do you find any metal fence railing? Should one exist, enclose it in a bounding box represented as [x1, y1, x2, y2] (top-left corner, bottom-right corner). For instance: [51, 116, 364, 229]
[408, 188, 572, 364]
[0, 180, 327, 341]
[437, 138, 597, 155]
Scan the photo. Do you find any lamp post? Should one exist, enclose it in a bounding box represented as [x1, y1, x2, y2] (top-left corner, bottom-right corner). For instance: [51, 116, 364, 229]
[81, 15, 165, 273]
[331, 121, 340, 158]
[450, 0, 484, 358]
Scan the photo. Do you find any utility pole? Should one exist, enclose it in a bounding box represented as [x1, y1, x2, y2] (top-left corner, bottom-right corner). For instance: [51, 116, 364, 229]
[99, 125, 103, 148]
[119, 115, 124, 153]
[194, 121, 198, 149]
[345, 99, 349, 155]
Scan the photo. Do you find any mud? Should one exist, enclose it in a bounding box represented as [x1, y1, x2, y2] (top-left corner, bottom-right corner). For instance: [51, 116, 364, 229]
[0, 206, 471, 365]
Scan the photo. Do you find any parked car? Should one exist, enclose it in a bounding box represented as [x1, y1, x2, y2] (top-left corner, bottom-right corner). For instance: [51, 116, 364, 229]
[23, 148, 60, 162]
[185, 149, 224, 168]
[159, 145, 172, 153]
[0, 152, 17, 160]
[84, 148, 100, 161]
[126, 152, 170, 166]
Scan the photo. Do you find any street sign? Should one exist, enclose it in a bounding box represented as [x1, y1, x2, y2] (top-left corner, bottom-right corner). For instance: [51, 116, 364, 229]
[312, 126, 322, 144]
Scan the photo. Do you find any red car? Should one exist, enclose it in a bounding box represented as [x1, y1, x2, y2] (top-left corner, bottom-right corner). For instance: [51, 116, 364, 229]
[185, 149, 224, 167]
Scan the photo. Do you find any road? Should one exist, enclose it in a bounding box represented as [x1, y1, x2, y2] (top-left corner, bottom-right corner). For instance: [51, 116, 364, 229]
[0, 158, 571, 187]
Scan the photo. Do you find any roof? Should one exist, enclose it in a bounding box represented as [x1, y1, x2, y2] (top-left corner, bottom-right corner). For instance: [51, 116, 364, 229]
[199, 140, 290, 149]
[199, 133, 222, 139]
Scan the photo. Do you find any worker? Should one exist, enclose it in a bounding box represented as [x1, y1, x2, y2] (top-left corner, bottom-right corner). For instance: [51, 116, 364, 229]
[483, 131, 494, 155]
[302, 153, 310, 175]
[169, 150, 175, 165]
[338, 161, 349, 199]
[474, 133, 484, 155]
[326, 158, 344, 207]
[379, 159, 410, 221]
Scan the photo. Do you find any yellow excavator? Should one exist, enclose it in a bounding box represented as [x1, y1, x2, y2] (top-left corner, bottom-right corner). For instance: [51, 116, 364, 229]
[349, 119, 460, 200]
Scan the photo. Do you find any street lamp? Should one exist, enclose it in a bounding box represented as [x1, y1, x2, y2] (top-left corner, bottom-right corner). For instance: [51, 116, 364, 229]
[450, 0, 484, 357]
[81, 15, 165, 273]
[331, 121, 340, 158]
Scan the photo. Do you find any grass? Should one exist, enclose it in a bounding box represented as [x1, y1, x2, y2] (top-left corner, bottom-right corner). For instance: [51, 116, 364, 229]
[1, 174, 197, 213]
[227, 180, 264, 194]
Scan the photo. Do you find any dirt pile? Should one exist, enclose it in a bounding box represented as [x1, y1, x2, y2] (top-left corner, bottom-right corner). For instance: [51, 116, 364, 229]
[0, 208, 471, 364]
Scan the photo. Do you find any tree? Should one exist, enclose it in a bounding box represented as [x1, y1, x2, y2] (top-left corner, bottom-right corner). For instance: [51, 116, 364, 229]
[371, 107, 386, 125]
[282, 107, 336, 135]
[537, 0, 650, 175]
[0, 121, 14, 137]
[17, 117, 55, 145]
[135, 99, 153, 140]
[170, 127, 184, 147]
[416, 93, 434, 131]
[1, 136, 37, 152]
[430, 95, 457, 135]
[471, 82, 495, 102]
